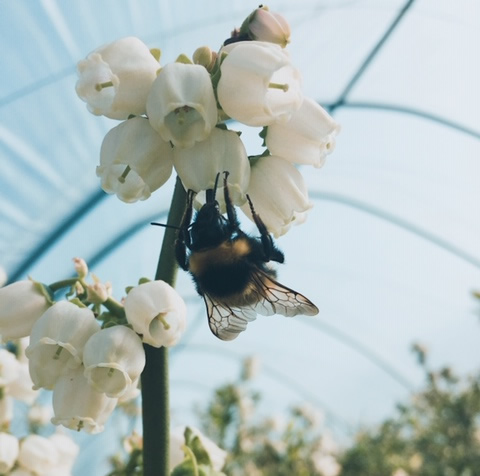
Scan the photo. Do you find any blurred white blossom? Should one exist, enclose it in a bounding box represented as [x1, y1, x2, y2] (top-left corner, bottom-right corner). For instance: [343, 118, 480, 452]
[17, 434, 59, 475]
[170, 426, 227, 472]
[0, 432, 19, 474]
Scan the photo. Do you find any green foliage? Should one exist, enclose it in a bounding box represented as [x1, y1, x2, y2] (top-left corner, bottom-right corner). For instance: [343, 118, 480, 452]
[339, 346, 480, 476]
[198, 359, 336, 476]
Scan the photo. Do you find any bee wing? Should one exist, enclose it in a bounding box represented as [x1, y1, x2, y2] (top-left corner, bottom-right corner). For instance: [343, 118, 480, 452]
[204, 269, 319, 341]
[250, 269, 319, 318]
[204, 294, 257, 341]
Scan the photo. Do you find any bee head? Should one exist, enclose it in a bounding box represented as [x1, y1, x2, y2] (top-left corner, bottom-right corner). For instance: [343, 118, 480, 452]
[190, 199, 230, 249]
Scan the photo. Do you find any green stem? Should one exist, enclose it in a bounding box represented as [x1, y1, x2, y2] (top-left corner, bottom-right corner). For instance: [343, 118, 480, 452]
[142, 176, 187, 476]
[48, 277, 79, 293]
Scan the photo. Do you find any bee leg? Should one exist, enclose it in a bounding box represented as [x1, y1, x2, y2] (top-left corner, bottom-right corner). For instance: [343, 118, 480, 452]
[246, 194, 285, 264]
[175, 189, 195, 271]
[223, 171, 241, 231]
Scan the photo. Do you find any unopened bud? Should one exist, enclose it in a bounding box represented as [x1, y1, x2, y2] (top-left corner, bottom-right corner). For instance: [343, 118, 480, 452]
[73, 257, 88, 278]
[193, 46, 217, 71]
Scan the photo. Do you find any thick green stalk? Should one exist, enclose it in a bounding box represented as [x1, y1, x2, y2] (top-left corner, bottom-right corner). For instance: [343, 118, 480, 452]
[142, 176, 187, 476]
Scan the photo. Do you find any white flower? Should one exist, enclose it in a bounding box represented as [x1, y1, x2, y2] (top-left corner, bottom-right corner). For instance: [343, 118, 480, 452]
[83, 325, 145, 398]
[0, 280, 51, 340]
[147, 62, 218, 148]
[266, 97, 340, 168]
[241, 155, 312, 237]
[52, 366, 118, 434]
[0, 348, 19, 387]
[217, 41, 302, 126]
[173, 127, 250, 208]
[26, 301, 101, 390]
[124, 280, 186, 348]
[49, 432, 80, 473]
[17, 434, 59, 475]
[76, 36, 160, 120]
[28, 404, 52, 426]
[8, 361, 38, 404]
[96, 116, 174, 203]
[0, 395, 13, 427]
[170, 426, 227, 472]
[247, 6, 291, 47]
[0, 432, 19, 474]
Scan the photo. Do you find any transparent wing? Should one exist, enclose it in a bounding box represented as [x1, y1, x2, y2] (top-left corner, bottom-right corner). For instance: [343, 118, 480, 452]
[204, 269, 319, 341]
[250, 269, 319, 318]
[204, 294, 257, 341]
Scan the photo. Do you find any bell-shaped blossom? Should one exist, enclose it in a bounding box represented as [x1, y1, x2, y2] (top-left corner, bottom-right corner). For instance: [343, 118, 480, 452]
[0, 432, 19, 473]
[147, 62, 218, 148]
[8, 361, 38, 404]
[96, 116, 174, 203]
[17, 434, 59, 475]
[266, 97, 340, 168]
[0, 280, 51, 340]
[246, 6, 291, 47]
[173, 127, 250, 208]
[0, 395, 13, 426]
[76, 36, 160, 120]
[170, 426, 227, 472]
[241, 155, 312, 237]
[26, 301, 100, 390]
[217, 41, 302, 127]
[52, 366, 118, 434]
[0, 347, 19, 387]
[83, 325, 145, 398]
[28, 404, 52, 427]
[124, 280, 186, 348]
[49, 432, 80, 474]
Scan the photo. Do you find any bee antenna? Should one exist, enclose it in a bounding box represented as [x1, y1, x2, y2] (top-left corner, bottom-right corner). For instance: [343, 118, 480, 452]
[151, 222, 181, 230]
[206, 172, 222, 204]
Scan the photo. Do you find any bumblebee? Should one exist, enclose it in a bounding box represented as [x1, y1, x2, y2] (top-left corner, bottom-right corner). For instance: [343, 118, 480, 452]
[175, 172, 319, 341]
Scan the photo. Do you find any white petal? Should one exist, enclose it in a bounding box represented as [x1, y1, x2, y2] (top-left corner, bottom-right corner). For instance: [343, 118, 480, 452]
[147, 62, 217, 148]
[0, 432, 19, 473]
[173, 127, 250, 208]
[76, 37, 160, 120]
[26, 301, 100, 390]
[0, 280, 50, 340]
[83, 326, 145, 397]
[218, 41, 302, 126]
[124, 281, 187, 348]
[97, 116, 173, 203]
[241, 155, 312, 237]
[52, 367, 117, 434]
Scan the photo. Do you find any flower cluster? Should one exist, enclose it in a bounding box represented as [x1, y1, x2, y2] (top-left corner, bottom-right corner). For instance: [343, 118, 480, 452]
[0, 339, 80, 475]
[76, 5, 339, 237]
[0, 432, 79, 476]
[0, 258, 187, 434]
